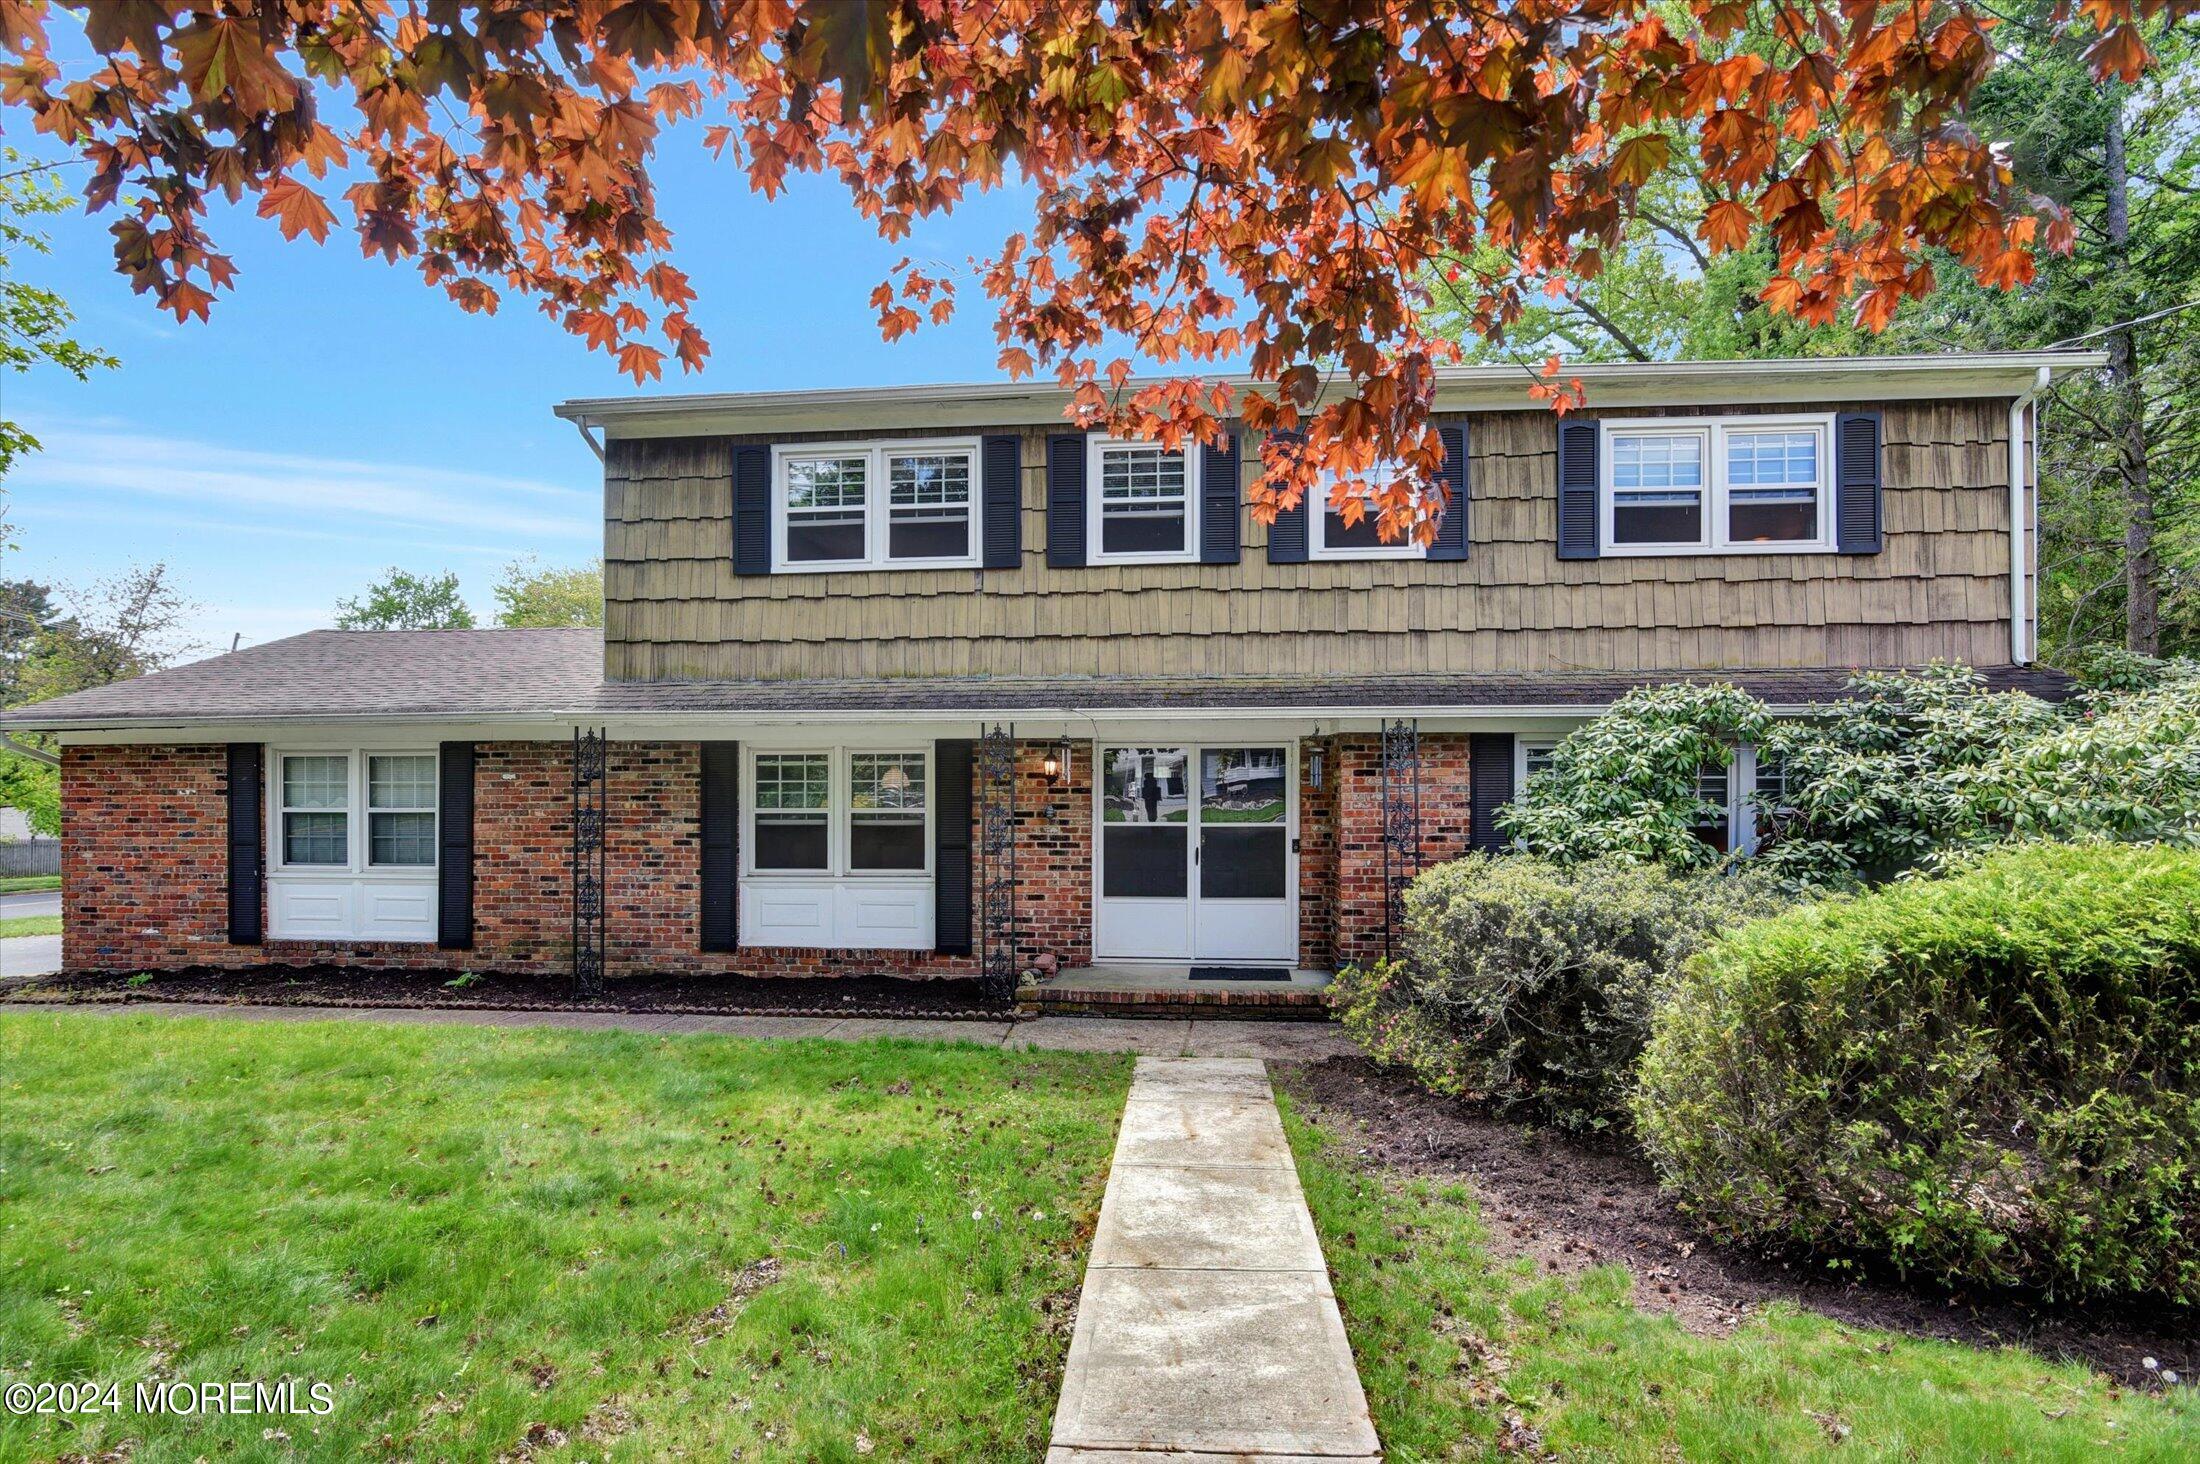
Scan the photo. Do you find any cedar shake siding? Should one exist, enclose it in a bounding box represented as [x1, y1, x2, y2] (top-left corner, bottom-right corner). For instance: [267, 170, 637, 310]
[604, 399, 2023, 682]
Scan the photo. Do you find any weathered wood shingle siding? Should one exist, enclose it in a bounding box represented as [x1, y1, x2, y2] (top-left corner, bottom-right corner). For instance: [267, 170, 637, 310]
[603, 400, 2018, 681]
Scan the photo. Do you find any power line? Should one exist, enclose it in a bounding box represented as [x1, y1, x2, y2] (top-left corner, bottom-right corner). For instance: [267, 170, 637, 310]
[2045, 297, 2200, 349]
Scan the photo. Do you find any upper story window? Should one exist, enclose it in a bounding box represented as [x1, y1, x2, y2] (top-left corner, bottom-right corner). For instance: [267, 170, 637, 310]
[275, 750, 437, 872]
[1088, 438, 1199, 563]
[1601, 416, 1834, 555]
[1311, 460, 1425, 560]
[775, 441, 979, 571]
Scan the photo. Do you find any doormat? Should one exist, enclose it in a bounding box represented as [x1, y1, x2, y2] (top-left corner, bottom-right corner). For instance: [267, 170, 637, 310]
[1188, 966, 1292, 982]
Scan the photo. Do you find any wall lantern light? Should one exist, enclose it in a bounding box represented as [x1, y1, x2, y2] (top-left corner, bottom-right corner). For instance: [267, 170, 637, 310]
[1043, 740, 1073, 785]
[1308, 748, 1326, 790]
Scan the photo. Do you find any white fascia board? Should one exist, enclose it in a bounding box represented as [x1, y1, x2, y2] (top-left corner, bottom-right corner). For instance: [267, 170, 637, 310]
[50, 705, 1769, 747]
[554, 352, 2110, 441]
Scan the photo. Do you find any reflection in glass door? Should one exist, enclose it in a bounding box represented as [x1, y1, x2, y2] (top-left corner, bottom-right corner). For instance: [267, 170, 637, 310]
[1193, 748, 1294, 963]
[1095, 747, 1192, 959]
[1093, 744, 1295, 964]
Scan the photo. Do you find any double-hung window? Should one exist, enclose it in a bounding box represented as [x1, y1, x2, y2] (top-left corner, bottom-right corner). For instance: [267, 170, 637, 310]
[745, 747, 931, 877]
[276, 751, 437, 871]
[775, 441, 979, 570]
[1310, 460, 1426, 560]
[1089, 438, 1198, 562]
[268, 749, 439, 943]
[1601, 416, 1834, 554]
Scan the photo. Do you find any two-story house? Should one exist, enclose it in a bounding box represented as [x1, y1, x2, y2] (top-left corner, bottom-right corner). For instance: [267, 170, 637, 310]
[5, 352, 2093, 1006]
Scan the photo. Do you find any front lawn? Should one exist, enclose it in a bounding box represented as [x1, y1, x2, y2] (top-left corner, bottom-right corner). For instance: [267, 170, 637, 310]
[0, 876, 58, 894]
[1280, 1091, 2200, 1461]
[0, 915, 58, 939]
[0, 1014, 1129, 1461]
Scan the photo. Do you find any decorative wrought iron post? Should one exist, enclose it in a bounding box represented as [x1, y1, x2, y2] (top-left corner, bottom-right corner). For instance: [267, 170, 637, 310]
[1379, 718, 1422, 960]
[976, 723, 1018, 1003]
[571, 726, 608, 999]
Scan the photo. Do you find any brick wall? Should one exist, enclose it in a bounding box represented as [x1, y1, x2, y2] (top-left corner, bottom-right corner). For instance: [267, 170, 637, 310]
[1330, 732, 1476, 971]
[1296, 737, 1339, 971]
[60, 735, 1474, 980]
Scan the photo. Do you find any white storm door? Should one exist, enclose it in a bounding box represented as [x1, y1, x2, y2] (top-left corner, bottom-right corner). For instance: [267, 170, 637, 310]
[1191, 746, 1297, 964]
[1093, 746, 1194, 960]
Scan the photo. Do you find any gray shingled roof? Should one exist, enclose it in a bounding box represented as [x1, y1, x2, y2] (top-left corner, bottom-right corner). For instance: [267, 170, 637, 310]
[0, 627, 2075, 730]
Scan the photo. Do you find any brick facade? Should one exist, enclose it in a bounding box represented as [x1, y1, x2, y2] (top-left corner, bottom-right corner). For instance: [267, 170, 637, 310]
[60, 733, 1476, 980]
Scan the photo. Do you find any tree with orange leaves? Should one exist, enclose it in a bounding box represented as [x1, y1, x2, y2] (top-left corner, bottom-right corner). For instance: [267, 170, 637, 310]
[2, 0, 2185, 536]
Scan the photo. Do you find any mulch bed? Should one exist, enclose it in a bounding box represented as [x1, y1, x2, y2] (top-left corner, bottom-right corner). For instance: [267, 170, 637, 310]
[3, 965, 1014, 1020]
[1278, 1057, 2196, 1391]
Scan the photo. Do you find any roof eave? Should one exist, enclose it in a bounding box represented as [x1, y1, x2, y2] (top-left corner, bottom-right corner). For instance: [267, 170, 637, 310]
[553, 351, 2111, 440]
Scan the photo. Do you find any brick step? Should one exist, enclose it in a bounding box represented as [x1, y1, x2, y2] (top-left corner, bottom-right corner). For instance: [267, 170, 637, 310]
[1016, 983, 1331, 1022]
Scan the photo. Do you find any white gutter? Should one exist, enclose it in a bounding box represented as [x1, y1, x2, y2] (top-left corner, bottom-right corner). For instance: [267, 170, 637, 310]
[2009, 366, 2051, 665]
[0, 731, 58, 766]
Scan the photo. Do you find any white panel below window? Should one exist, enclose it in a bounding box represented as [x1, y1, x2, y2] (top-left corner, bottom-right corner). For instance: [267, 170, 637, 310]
[741, 878, 932, 950]
[269, 878, 437, 943]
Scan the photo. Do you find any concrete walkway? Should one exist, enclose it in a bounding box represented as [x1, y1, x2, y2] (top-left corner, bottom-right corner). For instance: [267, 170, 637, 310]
[0, 999, 1359, 1061]
[1049, 1057, 1380, 1462]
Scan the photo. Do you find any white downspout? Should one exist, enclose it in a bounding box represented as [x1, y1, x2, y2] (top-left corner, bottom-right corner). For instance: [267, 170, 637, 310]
[2009, 366, 2050, 665]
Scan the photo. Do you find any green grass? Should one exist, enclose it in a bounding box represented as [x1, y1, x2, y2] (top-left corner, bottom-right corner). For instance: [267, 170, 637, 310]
[1278, 1091, 2200, 1462]
[0, 1014, 1131, 1462]
[0, 875, 57, 894]
[0, 914, 58, 939]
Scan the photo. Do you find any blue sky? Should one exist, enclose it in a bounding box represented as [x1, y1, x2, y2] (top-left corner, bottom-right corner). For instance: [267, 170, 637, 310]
[5, 107, 1045, 651]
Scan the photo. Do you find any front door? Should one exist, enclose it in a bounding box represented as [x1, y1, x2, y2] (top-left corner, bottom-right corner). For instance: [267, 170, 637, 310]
[1093, 744, 1296, 965]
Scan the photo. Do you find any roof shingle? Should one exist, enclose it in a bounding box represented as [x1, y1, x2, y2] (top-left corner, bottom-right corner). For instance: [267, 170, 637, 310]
[0, 628, 2075, 730]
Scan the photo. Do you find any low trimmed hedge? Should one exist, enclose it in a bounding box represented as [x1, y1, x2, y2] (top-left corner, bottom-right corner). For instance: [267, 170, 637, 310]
[1634, 843, 2200, 1305]
[1329, 854, 1790, 1132]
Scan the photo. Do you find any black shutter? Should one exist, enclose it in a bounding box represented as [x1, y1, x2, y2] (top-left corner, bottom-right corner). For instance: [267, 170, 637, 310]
[732, 444, 771, 575]
[981, 434, 1022, 569]
[1468, 733, 1516, 853]
[699, 741, 740, 953]
[1431, 421, 1471, 561]
[1835, 410, 1884, 554]
[1557, 420, 1600, 560]
[1200, 428, 1242, 564]
[225, 743, 263, 945]
[933, 738, 974, 955]
[437, 742, 475, 950]
[1265, 429, 1310, 564]
[1045, 433, 1088, 568]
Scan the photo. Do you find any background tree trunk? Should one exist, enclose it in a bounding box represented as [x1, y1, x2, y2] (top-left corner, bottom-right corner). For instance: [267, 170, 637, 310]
[2103, 89, 2160, 655]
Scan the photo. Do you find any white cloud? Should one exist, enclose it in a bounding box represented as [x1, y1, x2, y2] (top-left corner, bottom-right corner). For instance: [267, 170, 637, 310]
[11, 418, 598, 542]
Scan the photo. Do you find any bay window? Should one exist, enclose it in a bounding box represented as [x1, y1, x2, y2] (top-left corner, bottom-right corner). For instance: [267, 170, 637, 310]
[775, 441, 979, 570]
[1602, 416, 1833, 554]
[1089, 438, 1197, 561]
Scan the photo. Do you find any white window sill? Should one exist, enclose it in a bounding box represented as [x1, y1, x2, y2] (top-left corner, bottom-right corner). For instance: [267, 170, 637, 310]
[1601, 541, 1835, 557]
[772, 556, 980, 575]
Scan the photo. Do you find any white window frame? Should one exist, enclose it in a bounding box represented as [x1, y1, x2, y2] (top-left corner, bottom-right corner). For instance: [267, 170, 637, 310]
[771, 439, 983, 573]
[1087, 436, 1201, 565]
[1514, 738, 1560, 792]
[269, 749, 438, 877]
[1309, 460, 1428, 561]
[1599, 414, 1836, 556]
[741, 745, 934, 880]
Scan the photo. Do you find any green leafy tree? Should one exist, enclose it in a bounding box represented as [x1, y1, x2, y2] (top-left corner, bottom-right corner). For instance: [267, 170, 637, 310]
[334, 570, 476, 631]
[0, 150, 118, 477]
[2, 564, 197, 836]
[493, 558, 602, 628]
